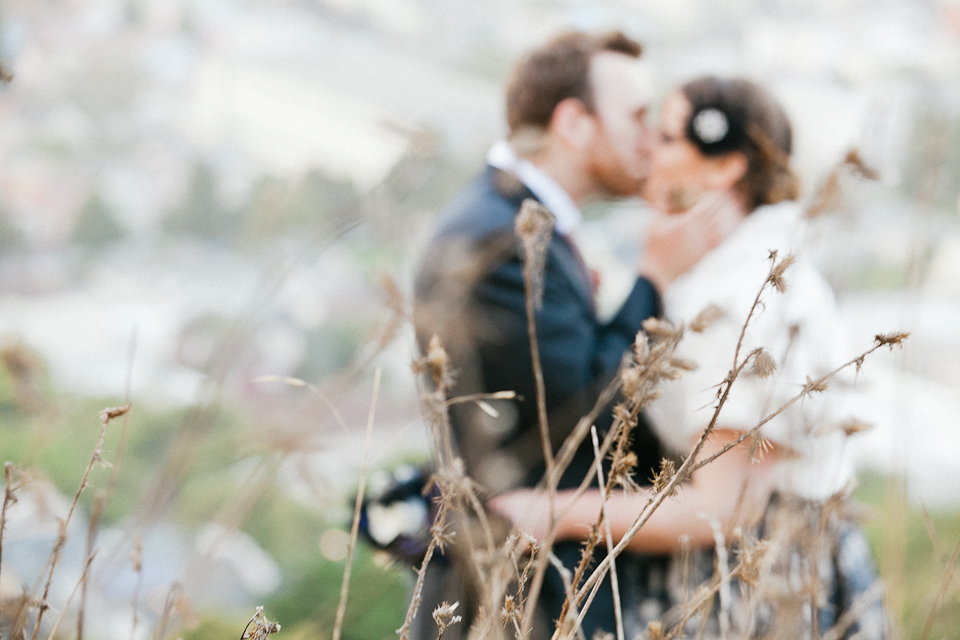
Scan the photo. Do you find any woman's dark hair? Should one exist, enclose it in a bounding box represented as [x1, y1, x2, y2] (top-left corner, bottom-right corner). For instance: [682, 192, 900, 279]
[680, 77, 800, 211]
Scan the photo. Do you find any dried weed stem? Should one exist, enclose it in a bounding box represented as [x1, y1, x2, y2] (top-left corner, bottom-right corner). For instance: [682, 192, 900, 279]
[44, 549, 98, 640]
[0, 461, 23, 640]
[574, 255, 904, 611]
[333, 367, 381, 640]
[31, 404, 129, 640]
[589, 426, 624, 640]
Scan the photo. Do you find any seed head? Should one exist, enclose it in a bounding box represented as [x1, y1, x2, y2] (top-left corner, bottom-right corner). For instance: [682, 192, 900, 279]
[515, 199, 555, 309]
[875, 332, 909, 350]
[734, 535, 771, 587]
[749, 348, 777, 378]
[620, 366, 642, 399]
[767, 253, 796, 294]
[649, 458, 678, 497]
[690, 304, 725, 333]
[100, 403, 132, 423]
[412, 334, 454, 391]
[669, 357, 697, 372]
[646, 621, 666, 640]
[641, 317, 683, 340]
[432, 601, 462, 638]
[633, 330, 649, 358]
[839, 418, 873, 436]
[501, 594, 519, 625]
[241, 606, 280, 640]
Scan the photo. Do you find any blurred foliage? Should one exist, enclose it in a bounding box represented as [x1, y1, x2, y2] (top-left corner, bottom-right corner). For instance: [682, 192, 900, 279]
[0, 205, 25, 251]
[164, 161, 241, 241]
[0, 339, 412, 640]
[71, 192, 127, 246]
[241, 170, 362, 246]
[900, 107, 959, 211]
[264, 545, 409, 640]
[856, 471, 960, 638]
[296, 321, 367, 381]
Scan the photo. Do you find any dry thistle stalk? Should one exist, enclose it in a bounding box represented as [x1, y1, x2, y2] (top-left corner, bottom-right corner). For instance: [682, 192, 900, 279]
[241, 606, 280, 640]
[31, 404, 126, 640]
[515, 198, 558, 487]
[0, 461, 25, 637]
[568, 250, 899, 624]
[129, 532, 144, 640]
[550, 320, 690, 635]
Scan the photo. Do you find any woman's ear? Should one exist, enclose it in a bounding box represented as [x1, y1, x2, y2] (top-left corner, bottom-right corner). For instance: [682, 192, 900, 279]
[704, 152, 748, 190]
[549, 97, 595, 150]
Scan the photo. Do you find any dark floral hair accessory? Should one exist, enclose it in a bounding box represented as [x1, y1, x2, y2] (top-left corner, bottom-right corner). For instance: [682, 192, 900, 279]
[692, 108, 728, 143]
[686, 104, 742, 155]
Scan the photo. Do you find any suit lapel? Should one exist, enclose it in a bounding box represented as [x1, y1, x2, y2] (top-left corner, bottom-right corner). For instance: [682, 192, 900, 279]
[550, 235, 596, 315]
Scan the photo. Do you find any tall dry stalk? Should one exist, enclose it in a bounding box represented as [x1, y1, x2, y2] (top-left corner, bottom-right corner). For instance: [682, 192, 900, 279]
[332, 367, 381, 640]
[535, 252, 901, 639]
[77, 491, 105, 640]
[0, 461, 24, 640]
[30, 404, 130, 640]
[44, 549, 98, 640]
[589, 426, 624, 640]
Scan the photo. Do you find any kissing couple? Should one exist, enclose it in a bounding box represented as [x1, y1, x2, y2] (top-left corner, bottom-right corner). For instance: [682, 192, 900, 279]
[410, 29, 890, 640]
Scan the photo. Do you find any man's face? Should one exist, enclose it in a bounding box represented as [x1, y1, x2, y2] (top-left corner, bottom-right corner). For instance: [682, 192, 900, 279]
[584, 52, 654, 198]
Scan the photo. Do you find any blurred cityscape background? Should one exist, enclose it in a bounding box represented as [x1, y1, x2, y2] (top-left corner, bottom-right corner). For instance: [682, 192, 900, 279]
[0, 0, 959, 638]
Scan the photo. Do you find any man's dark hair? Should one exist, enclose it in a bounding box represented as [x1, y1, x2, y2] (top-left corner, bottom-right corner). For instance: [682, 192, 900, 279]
[505, 31, 642, 135]
[681, 76, 800, 211]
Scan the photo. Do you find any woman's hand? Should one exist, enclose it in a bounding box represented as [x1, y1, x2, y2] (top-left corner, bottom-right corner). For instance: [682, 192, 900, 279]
[638, 190, 745, 291]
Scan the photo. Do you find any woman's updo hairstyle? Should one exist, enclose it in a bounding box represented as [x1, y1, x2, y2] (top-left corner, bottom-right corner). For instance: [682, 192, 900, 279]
[680, 77, 800, 211]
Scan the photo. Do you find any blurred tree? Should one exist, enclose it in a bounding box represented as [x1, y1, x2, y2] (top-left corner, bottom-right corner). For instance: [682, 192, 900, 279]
[240, 169, 362, 246]
[0, 205, 25, 251]
[70, 192, 127, 245]
[164, 161, 240, 241]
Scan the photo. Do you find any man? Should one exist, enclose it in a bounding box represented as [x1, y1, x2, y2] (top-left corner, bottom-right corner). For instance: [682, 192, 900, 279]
[412, 31, 734, 639]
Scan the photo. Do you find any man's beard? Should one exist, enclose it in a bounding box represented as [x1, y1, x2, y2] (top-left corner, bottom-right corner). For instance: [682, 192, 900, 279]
[589, 158, 645, 199]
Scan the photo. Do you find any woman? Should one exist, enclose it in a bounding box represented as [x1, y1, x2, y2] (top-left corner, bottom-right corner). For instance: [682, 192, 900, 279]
[492, 77, 888, 639]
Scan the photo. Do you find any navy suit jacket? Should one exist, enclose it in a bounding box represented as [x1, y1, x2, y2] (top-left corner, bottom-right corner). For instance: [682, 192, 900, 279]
[414, 166, 663, 491]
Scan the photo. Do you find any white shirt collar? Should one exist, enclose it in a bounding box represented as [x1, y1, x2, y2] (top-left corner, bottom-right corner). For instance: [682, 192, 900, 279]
[486, 140, 582, 236]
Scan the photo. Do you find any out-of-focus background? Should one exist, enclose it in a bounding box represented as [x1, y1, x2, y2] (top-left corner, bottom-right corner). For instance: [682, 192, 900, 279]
[0, 0, 959, 638]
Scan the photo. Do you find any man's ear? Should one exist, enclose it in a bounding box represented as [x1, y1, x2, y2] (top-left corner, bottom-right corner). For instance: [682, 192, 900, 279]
[549, 97, 595, 150]
[704, 152, 748, 190]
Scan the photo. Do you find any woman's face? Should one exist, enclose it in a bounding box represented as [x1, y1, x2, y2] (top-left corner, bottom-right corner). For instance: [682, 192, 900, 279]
[642, 91, 738, 213]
